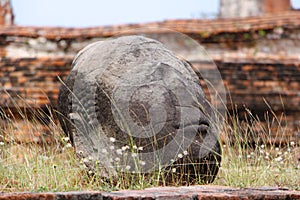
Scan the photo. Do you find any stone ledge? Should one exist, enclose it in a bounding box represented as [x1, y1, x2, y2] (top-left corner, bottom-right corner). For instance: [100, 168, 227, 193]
[0, 186, 299, 200]
[1, 11, 300, 39]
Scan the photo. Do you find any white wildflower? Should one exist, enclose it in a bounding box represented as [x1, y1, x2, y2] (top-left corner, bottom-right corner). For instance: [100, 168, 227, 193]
[122, 145, 129, 151]
[138, 146, 143, 151]
[177, 153, 183, 158]
[102, 149, 108, 154]
[183, 150, 188, 155]
[109, 146, 115, 150]
[259, 150, 264, 154]
[41, 156, 49, 161]
[131, 153, 137, 158]
[139, 160, 146, 166]
[275, 147, 279, 151]
[172, 168, 176, 173]
[290, 141, 295, 146]
[109, 137, 116, 143]
[274, 156, 283, 162]
[0, 142, 4, 146]
[133, 145, 137, 149]
[116, 149, 123, 155]
[63, 137, 70, 142]
[125, 165, 131, 170]
[280, 161, 284, 165]
[260, 144, 265, 149]
[115, 157, 120, 162]
[65, 143, 72, 148]
[265, 152, 270, 156]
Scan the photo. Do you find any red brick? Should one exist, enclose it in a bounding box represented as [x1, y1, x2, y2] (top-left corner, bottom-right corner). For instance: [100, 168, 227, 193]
[0, 186, 299, 200]
[0, 12, 299, 144]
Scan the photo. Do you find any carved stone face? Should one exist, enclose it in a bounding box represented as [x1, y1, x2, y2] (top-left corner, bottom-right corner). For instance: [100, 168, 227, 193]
[57, 35, 221, 183]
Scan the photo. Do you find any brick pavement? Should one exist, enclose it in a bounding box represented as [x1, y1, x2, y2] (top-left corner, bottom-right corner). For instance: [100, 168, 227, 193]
[0, 186, 299, 200]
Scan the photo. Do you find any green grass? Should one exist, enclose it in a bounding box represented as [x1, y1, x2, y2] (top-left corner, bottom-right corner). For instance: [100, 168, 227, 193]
[215, 138, 299, 189]
[0, 106, 299, 192]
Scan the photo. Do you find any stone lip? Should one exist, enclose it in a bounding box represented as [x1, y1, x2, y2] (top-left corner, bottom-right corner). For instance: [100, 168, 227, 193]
[0, 186, 299, 200]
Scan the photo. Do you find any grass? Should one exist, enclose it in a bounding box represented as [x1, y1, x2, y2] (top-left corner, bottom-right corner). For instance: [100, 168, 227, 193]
[0, 104, 299, 192]
[216, 134, 299, 189]
[217, 143, 299, 189]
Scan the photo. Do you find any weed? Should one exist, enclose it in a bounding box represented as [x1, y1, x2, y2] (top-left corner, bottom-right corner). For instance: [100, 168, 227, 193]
[0, 98, 299, 192]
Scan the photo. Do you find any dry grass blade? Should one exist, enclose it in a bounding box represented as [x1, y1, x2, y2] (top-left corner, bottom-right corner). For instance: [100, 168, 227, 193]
[0, 97, 299, 192]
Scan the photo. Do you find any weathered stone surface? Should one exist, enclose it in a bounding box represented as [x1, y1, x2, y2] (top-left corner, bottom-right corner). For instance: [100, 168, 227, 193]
[0, 186, 299, 200]
[57, 35, 221, 183]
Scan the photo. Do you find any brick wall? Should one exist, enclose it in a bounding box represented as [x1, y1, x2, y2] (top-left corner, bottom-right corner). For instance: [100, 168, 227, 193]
[0, 57, 71, 108]
[0, 12, 299, 143]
